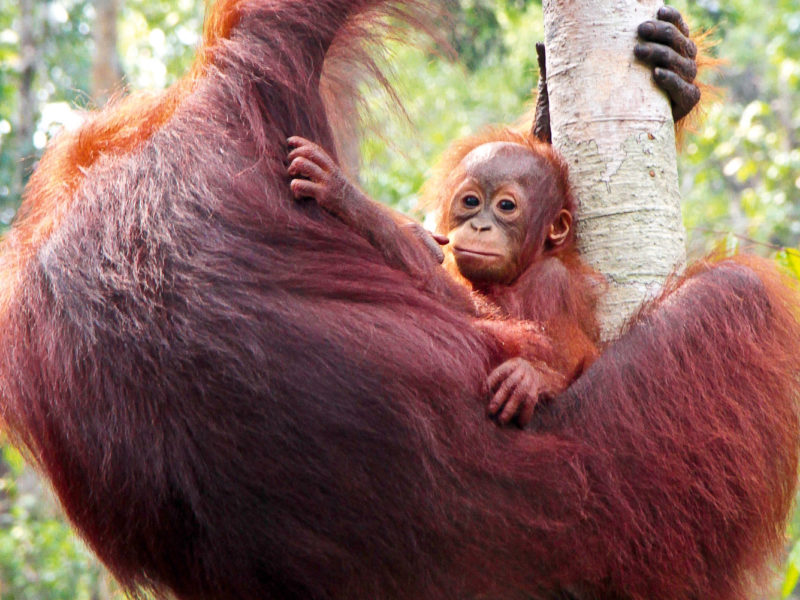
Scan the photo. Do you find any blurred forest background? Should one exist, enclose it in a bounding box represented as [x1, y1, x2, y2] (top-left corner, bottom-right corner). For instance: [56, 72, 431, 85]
[0, 0, 799, 597]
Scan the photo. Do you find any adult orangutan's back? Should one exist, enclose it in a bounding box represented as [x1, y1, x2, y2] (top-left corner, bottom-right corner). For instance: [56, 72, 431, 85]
[0, 1, 798, 599]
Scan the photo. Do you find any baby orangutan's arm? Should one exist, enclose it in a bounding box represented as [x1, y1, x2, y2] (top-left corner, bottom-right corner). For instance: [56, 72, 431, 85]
[288, 136, 473, 310]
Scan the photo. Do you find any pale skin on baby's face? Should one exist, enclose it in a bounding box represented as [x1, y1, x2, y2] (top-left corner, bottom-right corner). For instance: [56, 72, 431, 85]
[445, 142, 571, 286]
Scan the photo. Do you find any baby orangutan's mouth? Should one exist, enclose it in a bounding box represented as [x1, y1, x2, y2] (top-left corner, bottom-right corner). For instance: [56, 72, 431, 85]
[453, 246, 501, 259]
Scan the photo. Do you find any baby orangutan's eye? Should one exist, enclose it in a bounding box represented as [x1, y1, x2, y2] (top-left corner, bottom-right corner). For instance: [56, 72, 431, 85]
[498, 199, 516, 212]
[463, 195, 480, 208]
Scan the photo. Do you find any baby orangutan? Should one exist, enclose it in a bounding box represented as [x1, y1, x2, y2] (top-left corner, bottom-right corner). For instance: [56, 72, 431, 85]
[425, 131, 602, 421]
[288, 135, 578, 427]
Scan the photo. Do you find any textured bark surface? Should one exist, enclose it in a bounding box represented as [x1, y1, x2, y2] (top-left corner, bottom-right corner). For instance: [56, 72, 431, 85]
[543, 0, 686, 339]
[14, 0, 37, 200]
[92, 0, 122, 105]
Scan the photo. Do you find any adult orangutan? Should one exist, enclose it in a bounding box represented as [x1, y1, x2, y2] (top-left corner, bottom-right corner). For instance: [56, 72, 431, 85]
[0, 3, 798, 600]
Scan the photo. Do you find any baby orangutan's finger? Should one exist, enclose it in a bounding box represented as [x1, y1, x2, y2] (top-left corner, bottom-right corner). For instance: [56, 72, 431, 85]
[288, 157, 326, 182]
[289, 179, 324, 201]
[498, 386, 528, 425]
[487, 371, 521, 416]
[487, 361, 514, 393]
[287, 137, 336, 172]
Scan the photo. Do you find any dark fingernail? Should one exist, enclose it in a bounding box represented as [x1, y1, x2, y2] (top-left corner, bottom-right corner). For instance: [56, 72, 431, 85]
[657, 6, 675, 19]
[654, 67, 667, 81]
[639, 22, 655, 37]
[634, 44, 648, 59]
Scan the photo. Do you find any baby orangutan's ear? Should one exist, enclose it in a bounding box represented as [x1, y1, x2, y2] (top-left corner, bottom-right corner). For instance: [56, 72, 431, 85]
[547, 209, 572, 246]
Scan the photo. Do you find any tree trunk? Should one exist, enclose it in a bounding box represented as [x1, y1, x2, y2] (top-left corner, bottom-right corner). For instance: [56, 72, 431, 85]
[13, 0, 37, 202]
[92, 0, 122, 105]
[542, 0, 686, 339]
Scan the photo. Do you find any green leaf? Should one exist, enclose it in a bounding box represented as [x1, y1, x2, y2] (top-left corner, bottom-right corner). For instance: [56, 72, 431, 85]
[776, 248, 800, 282]
[783, 562, 799, 598]
[2, 443, 24, 475]
[785, 248, 800, 278]
[784, 538, 800, 597]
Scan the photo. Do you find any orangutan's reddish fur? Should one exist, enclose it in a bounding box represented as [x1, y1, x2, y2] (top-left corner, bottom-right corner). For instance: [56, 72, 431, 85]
[0, 2, 798, 600]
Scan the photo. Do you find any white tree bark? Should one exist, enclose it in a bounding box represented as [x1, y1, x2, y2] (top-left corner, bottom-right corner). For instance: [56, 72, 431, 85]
[542, 0, 686, 339]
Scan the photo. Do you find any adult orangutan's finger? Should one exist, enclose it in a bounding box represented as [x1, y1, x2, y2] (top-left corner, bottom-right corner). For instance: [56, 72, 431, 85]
[634, 42, 697, 82]
[536, 42, 547, 79]
[654, 68, 701, 121]
[657, 5, 691, 37]
[533, 42, 552, 144]
[638, 19, 697, 59]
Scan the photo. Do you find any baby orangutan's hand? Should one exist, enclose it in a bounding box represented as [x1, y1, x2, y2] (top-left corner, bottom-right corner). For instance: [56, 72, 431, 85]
[288, 135, 448, 265]
[486, 358, 567, 428]
[287, 136, 350, 215]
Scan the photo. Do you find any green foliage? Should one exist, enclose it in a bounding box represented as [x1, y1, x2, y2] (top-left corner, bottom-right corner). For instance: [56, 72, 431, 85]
[449, 0, 540, 71]
[0, 0, 201, 225]
[118, 0, 202, 89]
[0, 445, 110, 599]
[0, 0, 96, 219]
[669, 0, 800, 252]
[785, 532, 800, 598]
[0, 0, 24, 219]
[359, 1, 542, 217]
